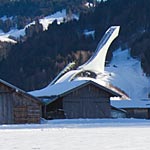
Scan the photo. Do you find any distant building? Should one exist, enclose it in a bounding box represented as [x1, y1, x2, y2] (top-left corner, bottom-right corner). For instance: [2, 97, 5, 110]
[0, 79, 42, 124]
[111, 99, 150, 119]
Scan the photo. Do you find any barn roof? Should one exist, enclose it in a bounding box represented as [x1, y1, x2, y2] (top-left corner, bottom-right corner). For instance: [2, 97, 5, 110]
[0, 79, 42, 104]
[111, 99, 150, 108]
[29, 77, 126, 99]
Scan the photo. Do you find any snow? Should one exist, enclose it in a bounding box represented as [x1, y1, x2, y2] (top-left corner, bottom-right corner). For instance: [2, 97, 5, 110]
[54, 70, 80, 84]
[106, 48, 150, 99]
[29, 80, 87, 97]
[111, 99, 150, 108]
[29, 74, 123, 98]
[78, 26, 120, 73]
[85, 2, 95, 8]
[32, 46, 150, 100]
[7, 28, 26, 38]
[0, 9, 79, 42]
[39, 9, 79, 30]
[0, 35, 16, 43]
[0, 119, 150, 150]
[40, 9, 67, 30]
[30, 25, 150, 102]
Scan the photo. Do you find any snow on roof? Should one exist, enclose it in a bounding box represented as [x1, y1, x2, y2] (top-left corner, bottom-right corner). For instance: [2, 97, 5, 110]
[111, 99, 150, 108]
[29, 80, 87, 97]
[54, 70, 80, 84]
[29, 76, 123, 98]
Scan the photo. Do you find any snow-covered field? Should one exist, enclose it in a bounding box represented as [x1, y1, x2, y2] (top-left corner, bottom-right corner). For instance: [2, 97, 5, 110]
[0, 119, 150, 150]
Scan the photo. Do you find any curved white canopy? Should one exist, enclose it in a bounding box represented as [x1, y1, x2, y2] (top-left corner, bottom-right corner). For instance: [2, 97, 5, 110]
[78, 26, 120, 73]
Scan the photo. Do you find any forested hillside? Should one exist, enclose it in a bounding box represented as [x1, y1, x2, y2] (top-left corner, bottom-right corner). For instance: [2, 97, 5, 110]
[0, 0, 89, 32]
[0, 0, 150, 91]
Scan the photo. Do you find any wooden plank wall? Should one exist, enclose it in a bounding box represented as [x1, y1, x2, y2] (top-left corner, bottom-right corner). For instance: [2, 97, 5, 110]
[125, 108, 149, 119]
[63, 84, 111, 119]
[13, 92, 41, 124]
[0, 84, 13, 124]
[0, 83, 41, 124]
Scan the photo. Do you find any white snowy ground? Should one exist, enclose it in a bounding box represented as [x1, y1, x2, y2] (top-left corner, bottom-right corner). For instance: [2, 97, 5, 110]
[1, 119, 150, 150]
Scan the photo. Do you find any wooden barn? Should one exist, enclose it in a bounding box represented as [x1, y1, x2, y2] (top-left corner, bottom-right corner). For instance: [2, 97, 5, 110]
[111, 99, 150, 119]
[30, 80, 125, 119]
[0, 79, 42, 124]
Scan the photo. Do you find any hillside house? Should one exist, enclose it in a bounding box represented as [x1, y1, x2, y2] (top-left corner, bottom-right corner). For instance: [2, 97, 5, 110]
[0, 79, 42, 124]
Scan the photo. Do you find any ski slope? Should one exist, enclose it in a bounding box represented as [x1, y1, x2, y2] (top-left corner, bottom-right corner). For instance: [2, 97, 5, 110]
[106, 49, 150, 99]
[0, 119, 150, 150]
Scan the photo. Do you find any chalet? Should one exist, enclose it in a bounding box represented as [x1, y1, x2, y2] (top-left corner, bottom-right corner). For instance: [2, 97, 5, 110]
[30, 79, 126, 119]
[111, 99, 150, 119]
[0, 79, 42, 124]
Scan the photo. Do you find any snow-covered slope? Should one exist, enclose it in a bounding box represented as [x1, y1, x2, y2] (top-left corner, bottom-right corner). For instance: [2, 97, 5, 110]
[0, 10, 79, 43]
[31, 48, 150, 100]
[0, 34, 16, 43]
[106, 48, 150, 99]
[30, 26, 150, 100]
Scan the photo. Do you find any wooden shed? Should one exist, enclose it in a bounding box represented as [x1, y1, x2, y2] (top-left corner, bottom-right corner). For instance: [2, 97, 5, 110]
[0, 79, 42, 124]
[111, 99, 150, 119]
[31, 80, 122, 119]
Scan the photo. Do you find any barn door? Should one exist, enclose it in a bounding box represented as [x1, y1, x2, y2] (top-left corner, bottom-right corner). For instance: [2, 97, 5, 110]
[63, 100, 82, 118]
[82, 98, 105, 118]
[63, 97, 110, 119]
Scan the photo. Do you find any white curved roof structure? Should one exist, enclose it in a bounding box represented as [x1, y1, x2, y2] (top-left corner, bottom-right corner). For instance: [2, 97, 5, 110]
[29, 26, 128, 99]
[78, 26, 120, 73]
[53, 26, 120, 84]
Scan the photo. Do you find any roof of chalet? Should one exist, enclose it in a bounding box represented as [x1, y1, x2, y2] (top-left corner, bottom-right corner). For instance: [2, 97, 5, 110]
[111, 99, 150, 108]
[0, 79, 42, 104]
[29, 77, 126, 100]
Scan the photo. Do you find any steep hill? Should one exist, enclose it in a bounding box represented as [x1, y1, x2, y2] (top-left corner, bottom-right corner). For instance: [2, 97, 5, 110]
[106, 49, 150, 99]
